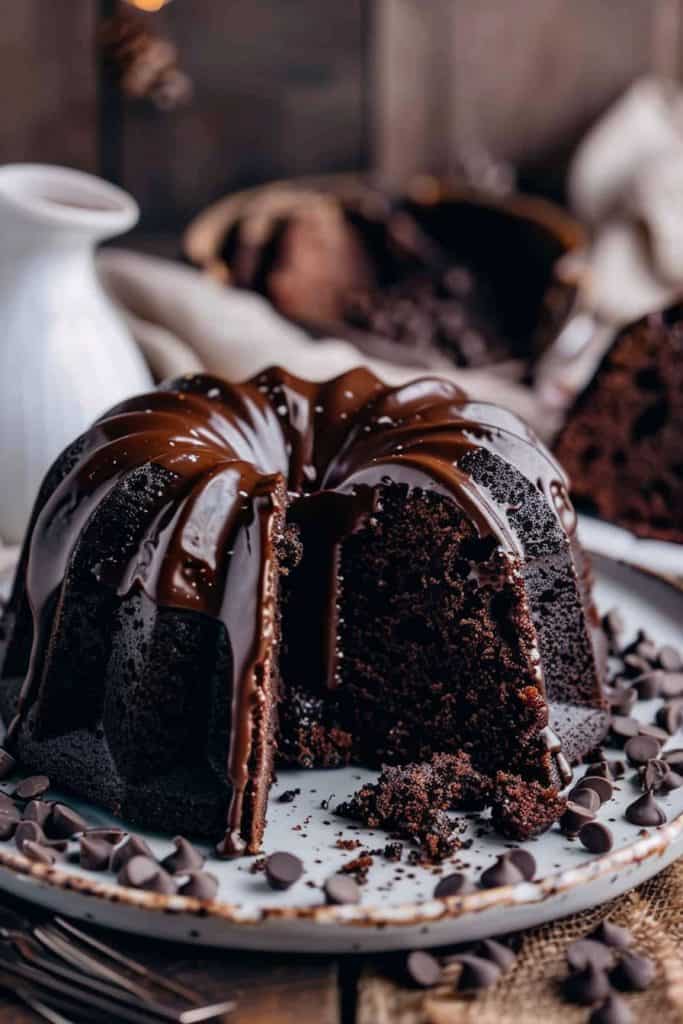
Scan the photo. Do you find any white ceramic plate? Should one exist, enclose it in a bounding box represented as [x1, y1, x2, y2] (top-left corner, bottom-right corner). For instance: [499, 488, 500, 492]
[0, 554, 681, 953]
[578, 514, 683, 578]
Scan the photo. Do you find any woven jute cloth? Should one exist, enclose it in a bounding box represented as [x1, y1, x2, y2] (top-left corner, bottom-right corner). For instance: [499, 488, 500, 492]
[358, 858, 683, 1023]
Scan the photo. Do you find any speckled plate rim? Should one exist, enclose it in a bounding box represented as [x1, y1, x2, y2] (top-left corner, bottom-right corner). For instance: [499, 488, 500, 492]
[0, 556, 681, 931]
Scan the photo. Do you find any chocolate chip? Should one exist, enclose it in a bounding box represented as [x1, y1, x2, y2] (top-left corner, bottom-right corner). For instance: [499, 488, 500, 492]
[0, 811, 18, 840]
[84, 828, 124, 845]
[570, 788, 601, 813]
[566, 938, 614, 971]
[578, 821, 613, 854]
[118, 855, 175, 894]
[0, 750, 17, 780]
[433, 872, 467, 899]
[507, 848, 535, 880]
[623, 653, 651, 677]
[589, 994, 633, 1024]
[583, 762, 612, 780]
[602, 609, 625, 648]
[658, 645, 682, 671]
[625, 734, 662, 766]
[590, 921, 633, 949]
[0, 793, 17, 815]
[178, 871, 219, 901]
[161, 836, 204, 874]
[640, 758, 673, 792]
[609, 716, 640, 745]
[637, 722, 669, 744]
[610, 951, 655, 991]
[662, 768, 683, 790]
[477, 938, 516, 970]
[22, 840, 57, 865]
[23, 800, 51, 827]
[15, 819, 45, 852]
[659, 672, 683, 698]
[662, 748, 683, 766]
[479, 853, 524, 888]
[630, 671, 662, 700]
[49, 803, 89, 839]
[455, 954, 501, 991]
[265, 852, 303, 891]
[563, 962, 611, 1005]
[561, 801, 596, 837]
[110, 835, 155, 872]
[79, 836, 112, 871]
[576, 775, 613, 804]
[625, 792, 667, 826]
[405, 950, 442, 988]
[323, 874, 361, 905]
[655, 699, 683, 735]
[14, 776, 50, 801]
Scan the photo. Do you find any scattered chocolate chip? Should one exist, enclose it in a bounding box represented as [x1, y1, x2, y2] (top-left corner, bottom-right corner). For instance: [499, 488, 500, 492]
[656, 699, 683, 735]
[602, 610, 625, 649]
[14, 776, 50, 801]
[79, 836, 112, 871]
[477, 938, 516, 970]
[625, 792, 667, 827]
[405, 950, 442, 988]
[22, 840, 57, 865]
[605, 683, 637, 713]
[49, 803, 89, 839]
[623, 654, 651, 678]
[590, 921, 633, 949]
[0, 811, 18, 840]
[640, 758, 672, 792]
[507, 848, 535, 880]
[161, 836, 204, 874]
[561, 801, 596, 837]
[564, 962, 611, 1005]
[609, 717, 640, 745]
[109, 835, 155, 872]
[579, 776, 613, 804]
[637, 723, 669, 744]
[658, 645, 682, 671]
[178, 871, 219, 901]
[658, 672, 683, 698]
[323, 874, 361, 905]
[0, 793, 17, 815]
[630, 671, 662, 700]
[624, 734, 662, 766]
[662, 768, 683, 790]
[455, 953, 501, 991]
[610, 951, 655, 992]
[23, 800, 51, 827]
[0, 750, 17, 780]
[479, 853, 525, 888]
[15, 819, 45, 852]
[84, 828, 124, 845]
[433, 872, 467, 899]
[578, 821, 613, 854]
[589, 994, 633, 1024]
[277, 788, 301, 803]
[265, 851, 303, 891]
[570, 788, 601, 813]
[583, 762, 612, 781]
[118, 855, 175, 894]
[662, 748, 683, 766]
[566, 938, 614, 971]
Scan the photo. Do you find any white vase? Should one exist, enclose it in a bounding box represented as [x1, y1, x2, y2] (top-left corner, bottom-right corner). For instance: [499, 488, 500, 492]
[0, 164, 153, 546]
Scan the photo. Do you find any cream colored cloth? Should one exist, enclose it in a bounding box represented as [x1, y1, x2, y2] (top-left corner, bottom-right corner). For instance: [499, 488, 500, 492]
[97, 247, 549, 435]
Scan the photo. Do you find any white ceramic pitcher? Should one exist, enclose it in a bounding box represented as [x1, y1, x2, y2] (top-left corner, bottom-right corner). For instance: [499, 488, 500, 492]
[0, 164, 153, 546]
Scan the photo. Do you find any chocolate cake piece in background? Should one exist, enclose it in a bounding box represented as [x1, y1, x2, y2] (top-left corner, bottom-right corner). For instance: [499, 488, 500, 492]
[195, 178, 582, 374]
[554, 305, 683, 543]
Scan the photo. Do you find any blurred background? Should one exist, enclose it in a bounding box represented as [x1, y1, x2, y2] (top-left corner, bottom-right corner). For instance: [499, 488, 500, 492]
[3, 0, 678, 253]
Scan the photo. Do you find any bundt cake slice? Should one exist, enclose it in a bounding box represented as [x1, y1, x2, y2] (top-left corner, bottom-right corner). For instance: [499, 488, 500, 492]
[554, 305, 683, 543]
[0, 367, 607, 854]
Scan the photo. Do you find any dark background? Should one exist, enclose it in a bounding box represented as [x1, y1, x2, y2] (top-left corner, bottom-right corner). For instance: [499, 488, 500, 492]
[1, 0, 678, 249]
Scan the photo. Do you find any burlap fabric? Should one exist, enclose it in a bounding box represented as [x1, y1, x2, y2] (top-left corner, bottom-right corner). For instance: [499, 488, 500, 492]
[358, 859, 683, 1023]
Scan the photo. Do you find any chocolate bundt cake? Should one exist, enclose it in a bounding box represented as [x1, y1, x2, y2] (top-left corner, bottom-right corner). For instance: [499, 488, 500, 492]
[0, 367, 607, 855]
[554, 306, 683, 543]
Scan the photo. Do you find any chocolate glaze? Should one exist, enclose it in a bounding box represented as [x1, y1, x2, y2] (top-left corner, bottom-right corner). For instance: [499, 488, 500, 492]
[9, 366, 596, 849]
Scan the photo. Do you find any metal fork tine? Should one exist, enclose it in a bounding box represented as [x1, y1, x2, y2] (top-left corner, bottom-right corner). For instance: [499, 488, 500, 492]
[54, 917, 203, 1004]
[35, 925, 159, 1004]
[11, 989, 76, 1024]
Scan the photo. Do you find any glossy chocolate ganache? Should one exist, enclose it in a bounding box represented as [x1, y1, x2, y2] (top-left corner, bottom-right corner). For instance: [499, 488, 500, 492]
[0, 367, 607, 853]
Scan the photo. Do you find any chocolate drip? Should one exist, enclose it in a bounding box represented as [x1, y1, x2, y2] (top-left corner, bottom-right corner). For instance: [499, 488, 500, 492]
[11, 365, 584, 851]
